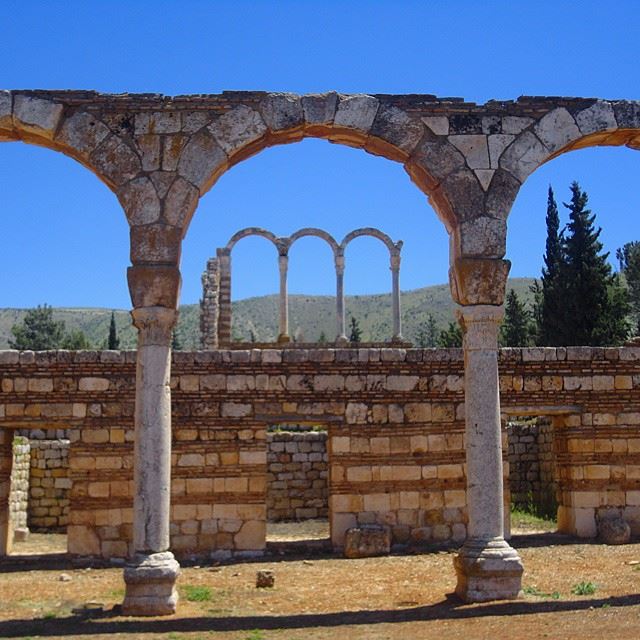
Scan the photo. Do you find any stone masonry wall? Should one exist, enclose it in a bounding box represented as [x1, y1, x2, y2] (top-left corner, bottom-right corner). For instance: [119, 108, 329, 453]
[507, 419, 556, 515]
[28, 439, 70, 532]
[267, 430, 328, 521]
[8, 436, 29, 533]
[0, 346, 638, 561]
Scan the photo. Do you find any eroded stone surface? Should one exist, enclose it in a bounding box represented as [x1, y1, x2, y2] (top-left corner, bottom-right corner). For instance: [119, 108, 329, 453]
[334, 95, 379, 131]
[13, 95, 63, 139]
[344, 525, 391, 558]
[122, 551, 180, 616]
[208, 105, 267, 155]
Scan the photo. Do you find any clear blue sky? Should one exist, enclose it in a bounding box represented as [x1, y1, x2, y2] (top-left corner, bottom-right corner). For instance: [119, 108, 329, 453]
[1, 0, 639, 308]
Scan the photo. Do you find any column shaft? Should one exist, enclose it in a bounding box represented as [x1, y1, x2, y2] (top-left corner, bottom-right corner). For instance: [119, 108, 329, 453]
[391, 252, 402, 341]
[335, 252, 347, 343]
[453, 305, 523, 602]
[278, 253, 290, 342]
[217, 251, 232, 345]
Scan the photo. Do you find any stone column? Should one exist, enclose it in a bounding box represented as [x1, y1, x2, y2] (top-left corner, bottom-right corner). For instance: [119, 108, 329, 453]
[335, 251, 347, 343]
[122, 307, 180, 616]
[277, 249, 290, 343]
[200, 257, 220, 349]
[453, 305, 523, 602]
[217, 249, 232, 345]
[0, 429, 13, 556]
[390, 251, 402, 342]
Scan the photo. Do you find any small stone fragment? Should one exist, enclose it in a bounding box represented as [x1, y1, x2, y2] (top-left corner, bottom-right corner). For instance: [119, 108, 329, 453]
[344, 525, 391, 559]
[256, 570, 275, 588]
[59, 573, 72, 582]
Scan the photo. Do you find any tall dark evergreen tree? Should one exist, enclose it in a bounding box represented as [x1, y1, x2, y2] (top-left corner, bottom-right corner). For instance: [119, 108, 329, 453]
[9, 304, 66, 350]
[349, 316, 362, 343]
[535, 186, 565, 345]
[108, 311, 120, 349]
[500, 289, 531, 346]
[414, 313, 438, 347]
[537, 182, 629, 346]
[437, 321, 462, 347]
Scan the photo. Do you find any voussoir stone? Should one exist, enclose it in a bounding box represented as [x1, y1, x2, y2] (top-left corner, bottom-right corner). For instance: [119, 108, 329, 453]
[91, 135, 141, 186]
[421, 116, 449, 136]
[118, 177, 161, 225]
[613, 101, 640, 129]
[575, 101, 617, 135]
[448, 134, 490, 169]
[501, 116, 533, 135]
[499, 131, 548, 183]
[177, 129, 227, 194]
[485, 169, 521, 220]
[164, 176, 199, 226]
[208, 105, 267, 155]
[13, 95, 64, 139]
[411, 137, 466, 182]
[442, 169, 485, 221]
[534, 107, 581, 153]
[488, 134, 515, 168]
[370, 105, 424, 155]
[301, 92, 339, 125]
[260, 93, 304, 131]
[56, 111, 111, 159]
[334, 95, 379, 132]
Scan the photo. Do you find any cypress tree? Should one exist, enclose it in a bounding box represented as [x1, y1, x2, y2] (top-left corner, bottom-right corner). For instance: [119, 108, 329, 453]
[500, 289, 531, 346]
[617, 241, 640, 333]
[349, 316, 362, 343]
[536, 186, 565, 345]
[560, 182, 628, 345]
[108, 311, 120, 349]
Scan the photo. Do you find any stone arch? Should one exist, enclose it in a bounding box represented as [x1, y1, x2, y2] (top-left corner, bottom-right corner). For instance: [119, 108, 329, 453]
[288, 227, 340, 257]
[225, 227, 280, 253]
[340, 227, 400, 255]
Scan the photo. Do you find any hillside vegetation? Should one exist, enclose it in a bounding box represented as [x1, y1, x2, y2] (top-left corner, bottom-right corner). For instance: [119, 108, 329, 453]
[0, 278, 535, 349]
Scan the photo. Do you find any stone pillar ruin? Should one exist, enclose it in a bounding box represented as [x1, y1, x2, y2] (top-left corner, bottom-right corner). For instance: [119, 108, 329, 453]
[453, 305, 523, 602]
[217, 249, 232, 345]
[390, 250, 402, 342]
[277, 246, 290, 343]
[122, 306, 180, 616]
[335, 250, 347, 342]
[200, 257, 220, 349]
[0, 430, 12, 556]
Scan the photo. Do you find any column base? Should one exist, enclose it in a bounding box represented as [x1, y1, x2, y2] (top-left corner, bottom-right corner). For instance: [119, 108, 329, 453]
[122, 551, 180, 616]
[453, 537, 523, 602]
[277, 334, 291, 344]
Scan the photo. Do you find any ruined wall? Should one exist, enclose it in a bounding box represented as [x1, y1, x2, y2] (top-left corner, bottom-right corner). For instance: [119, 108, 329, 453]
[0, 346, 638, 561]
[506, 419, 556, 515]
[28, 439, 70, 532]
[8, 436, 29, 532]
[267, 430, 328, 521]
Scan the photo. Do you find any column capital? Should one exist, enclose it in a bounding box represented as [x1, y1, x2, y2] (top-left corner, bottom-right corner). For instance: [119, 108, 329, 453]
[131, 307, 178, 346]
[390, 252, 401, 271]
[335, 253, 345, 273]
[455, 305, 504, 351]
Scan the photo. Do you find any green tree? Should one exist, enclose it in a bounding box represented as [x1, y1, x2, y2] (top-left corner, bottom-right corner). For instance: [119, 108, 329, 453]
[62, 329, 91, 350]
[617, 241, 640, 333]
[500, 289, 532, 346]
[318, 331, 327, 344]
[535, 182, 629, 346]
[437, 321, 462, 347]
[107, 311, 120, 349]
[172, 328, 182, 350]
[9, 304, 66, 350]
[414, 313, 438, 347]
[349, 316, 362, 343]
[561, 182, 629, 345]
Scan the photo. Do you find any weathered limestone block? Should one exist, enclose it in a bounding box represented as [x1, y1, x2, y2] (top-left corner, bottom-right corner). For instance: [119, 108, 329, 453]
[177, 129, 227, 193]
[369, 105, 424, 157]
[260, 93, 304, 133]
[449, 258, 510, 306]
[135, 134, 161, 172]
[474, 169, 494, 191]
[442, 170, 486, 222]
[91, 135, 141, 187]
[334, 95, 379, 132]
[0, 91, 12, 131]
[613, 101, 640, 129]
[449, 135, 490, 169]
[410, 136, 466, 183]
[56, 111, 111, 159]
[208, 105, 267, 156]
[301, 92, 339, 127]
[534, 108, 581, 153]
[344, 525, 391, 558]
[164, 177, 199, 227]
[13, 95, 63, 139]
[499, 131, 548, 183]
[127, 266, 181, 308]
[597, 514, 631, 545]
[575, 101, 617, 135]
[135, 111, 181, 135]
[488, 134, 515, 168]
[421, 116, 449, 136]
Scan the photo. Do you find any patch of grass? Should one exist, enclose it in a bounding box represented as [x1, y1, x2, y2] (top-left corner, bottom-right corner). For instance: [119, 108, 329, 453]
[523, 585, 560, 599]
[106, 588, 125, 598]
[182, 584, 212, 602]
[245, 631, 266, 640]
[511, 507, 556, 529]
[571, 581, 597, 595]
[42, 611, 58, 619]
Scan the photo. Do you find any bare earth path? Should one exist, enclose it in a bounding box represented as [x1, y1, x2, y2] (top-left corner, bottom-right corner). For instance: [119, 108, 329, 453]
[1, 528, 639, 640]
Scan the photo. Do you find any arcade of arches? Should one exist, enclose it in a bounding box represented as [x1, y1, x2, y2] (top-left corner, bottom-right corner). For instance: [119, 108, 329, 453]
[1, 89, 640, 615]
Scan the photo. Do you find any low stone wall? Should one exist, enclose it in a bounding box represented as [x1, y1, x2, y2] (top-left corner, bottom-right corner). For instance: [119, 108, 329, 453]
[267, 430, 328, 521]
[9, 436, 29, 533]
[28, 439, 70, 532]
[507, 419, 556, 516]
[0, 346, 638, 560]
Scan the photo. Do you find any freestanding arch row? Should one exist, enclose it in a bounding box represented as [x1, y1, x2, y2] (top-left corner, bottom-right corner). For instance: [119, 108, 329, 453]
[1, 89, 639, 614]
[200, 226, 403, 346]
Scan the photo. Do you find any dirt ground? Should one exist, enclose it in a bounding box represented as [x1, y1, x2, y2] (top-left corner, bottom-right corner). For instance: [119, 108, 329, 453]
[1, 521, 639, 640]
